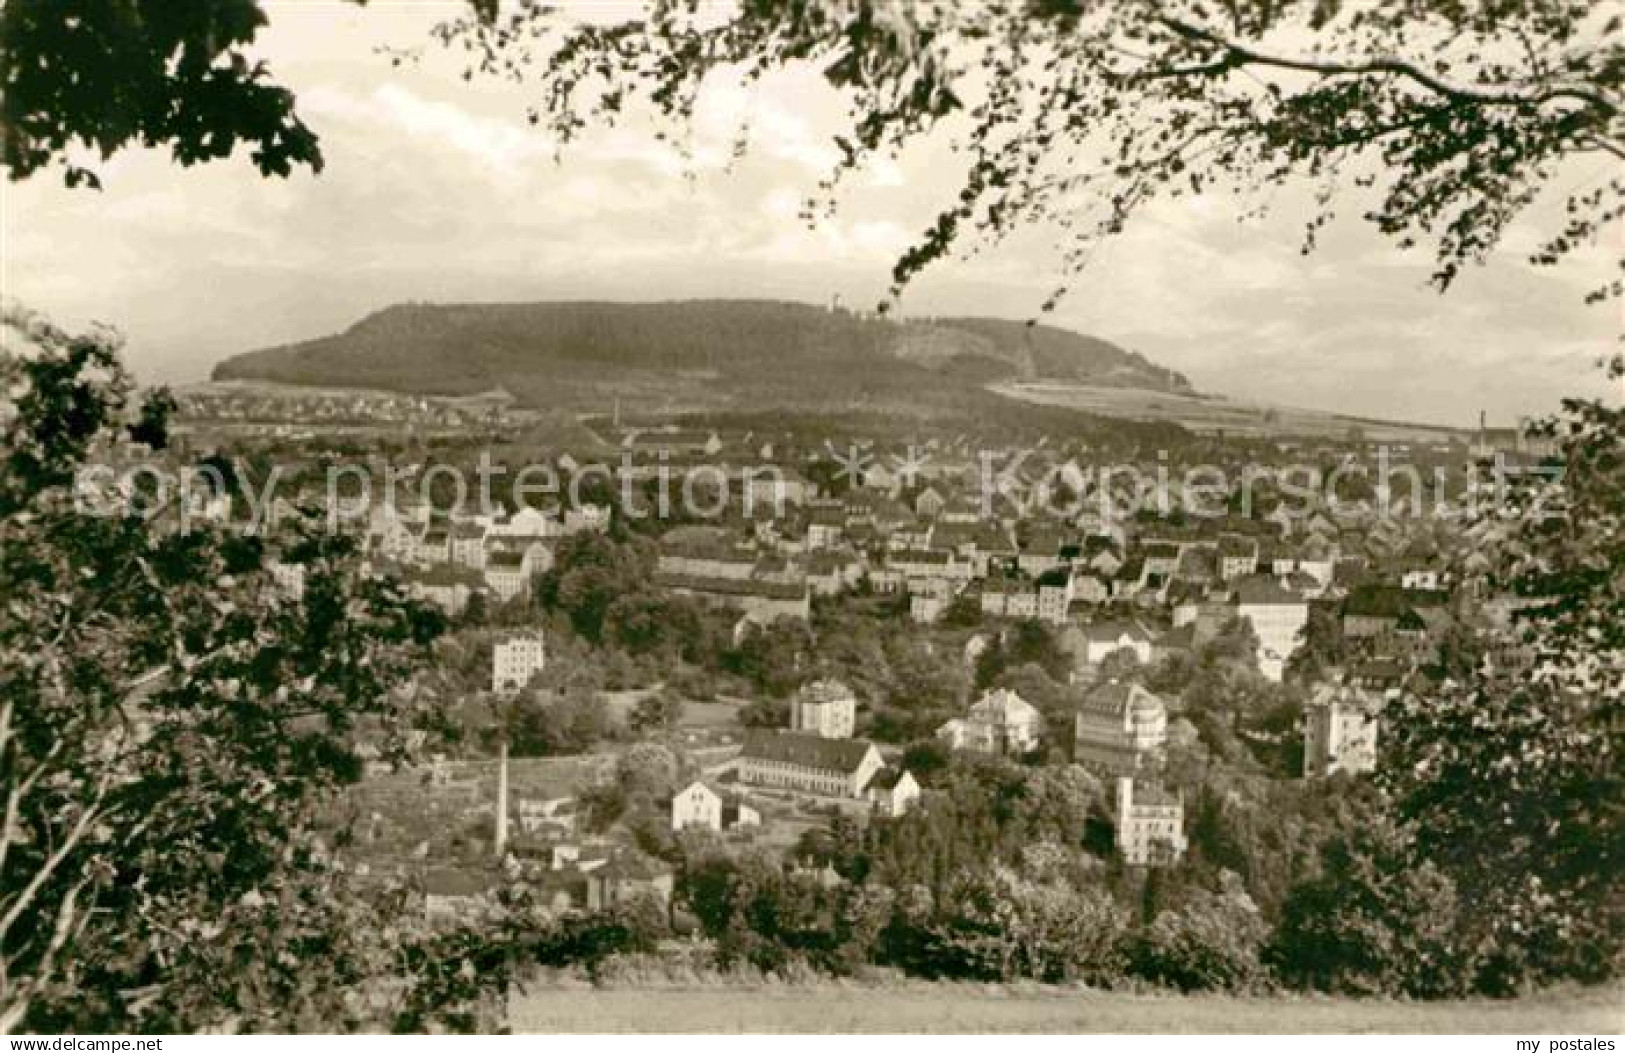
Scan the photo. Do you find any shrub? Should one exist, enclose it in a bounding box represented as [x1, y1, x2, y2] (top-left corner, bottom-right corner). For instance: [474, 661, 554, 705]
[1133, 872, 1269, 992]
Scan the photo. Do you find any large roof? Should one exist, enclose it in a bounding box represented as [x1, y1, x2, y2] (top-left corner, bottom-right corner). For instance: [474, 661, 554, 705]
[1079, 679, 1165, 719]
[741, 731, 876, 773]
[1233, 575, 1304, 606]
[865, 765, 910, 792]
[969, 688, 1040, 722]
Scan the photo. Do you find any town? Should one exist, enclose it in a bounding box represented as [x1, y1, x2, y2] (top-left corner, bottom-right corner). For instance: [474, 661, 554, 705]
[100, 393, 1563, 982]
[8, 0, 1619, 1034]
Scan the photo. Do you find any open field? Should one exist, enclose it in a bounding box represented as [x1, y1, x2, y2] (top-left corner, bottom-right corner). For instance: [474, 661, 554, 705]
[508, 981, 1623, 1034]
[991, 382, 1465, 442]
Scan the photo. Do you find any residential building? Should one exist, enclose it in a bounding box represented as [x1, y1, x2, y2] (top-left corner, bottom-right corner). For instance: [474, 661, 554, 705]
[623, 428, 720, 457]
[484, 550, 533, 603]
[1216, 533, 1259, 580]
[1303, 683, 1382, 778]
[939, 689, 1044, 756]
[1036, 570, 1073, 625]
[1400, 564, 1442, 591]
[415, 527, 452, 566]
[866, 766, 921, 817]
[737, 731, 884, 798]
[583, 852, 675, 911]
[268, 560, 306, 602]
[1073, 680, 1167, 775]
[910, 593, 949, 624]
[889, 548, 972, 585]
[405, 564, 482, 614]
[492, 633, 547, 695]
[805, 506, 845, 549]
[914, 486, 946, 518]
[670, 780, 761, 833]
[806, 551, 863, 596]
[450, 523, 487, 569]
[1116, 777, 1186, 867]
[657, 572, 811, 623]
[1066, 619, 1154, 669]
[563, 504, 611, 534]
[791, 679, 857, 739]
[1234, 575, 1309, 681]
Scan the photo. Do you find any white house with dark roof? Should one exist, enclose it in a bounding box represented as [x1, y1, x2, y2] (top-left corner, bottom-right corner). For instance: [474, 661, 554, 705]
[865, 766, 921, 817]
[1074, 679, 1168, 776]
[1116, 777, 1186, 867]
[1233, 575, 1310, 681]
[938, 688, 1044, 757]
[670, 779, 762, 833]
[483, 550, 533, 603]
[737, 731, 884, 798]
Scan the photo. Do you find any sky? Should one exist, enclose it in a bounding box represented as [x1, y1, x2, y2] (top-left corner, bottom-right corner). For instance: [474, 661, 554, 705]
[3, 0, 1620, 428]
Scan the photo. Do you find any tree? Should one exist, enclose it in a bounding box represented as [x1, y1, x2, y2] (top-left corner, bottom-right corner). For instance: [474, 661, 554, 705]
[538, 532, 651, 644]
[975, 620, 1070, 688]
[440, 0, 1623, 306]
[724, 619, 811, 697]
[1271, 817, 1464, 998]
[1200, 615, 1262, 671]
[929, 866, 1128, 983]
[1377, 399, 1624, 992]
[1134, 871, 1270, 992]
[4, 0, 350, 186]
[629, 689, 683, 736]
[1096, 645, 1142, 683]
[1018, 765, 1104, 849]
[0, 312, 514, 1031]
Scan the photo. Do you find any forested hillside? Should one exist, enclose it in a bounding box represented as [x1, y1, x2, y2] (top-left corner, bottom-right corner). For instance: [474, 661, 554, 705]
[211, 300, 1194, 416]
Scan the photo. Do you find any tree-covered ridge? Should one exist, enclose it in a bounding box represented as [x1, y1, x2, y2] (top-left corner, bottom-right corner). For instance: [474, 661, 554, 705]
[210, 299, 1195, 411]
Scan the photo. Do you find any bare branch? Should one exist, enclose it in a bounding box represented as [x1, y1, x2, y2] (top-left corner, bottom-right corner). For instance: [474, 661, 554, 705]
[0, 771, 110, 947]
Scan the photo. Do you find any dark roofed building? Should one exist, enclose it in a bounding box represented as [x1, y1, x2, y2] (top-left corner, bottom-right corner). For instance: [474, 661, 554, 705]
[737, 730, 884, 798]
[864, 765, 922, 817]
[1074, 679, 1168, 776]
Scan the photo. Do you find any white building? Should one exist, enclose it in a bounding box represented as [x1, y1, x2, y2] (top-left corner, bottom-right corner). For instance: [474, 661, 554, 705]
[1116, 777, 1186, 867]
[1400, 566, 1442, 591]
[865, 766, 922, 817]
[1036, 576, 1073, 625]
[670, 780, 761, 833]
[1303, 683, 1382, 778]
[939, 688, 1044, 756]
[1068, 620, 1155, 668]
[483, 551, 533, 603]
[791, 679, 857, 739]
[1234, 576, 1310, 682]
[910, 593, 949, 624]
[492, 633, 547, 695]
[737, 731, 883, 798]
[564, 504, 611, 534]
[1073, 680, 1167, 775]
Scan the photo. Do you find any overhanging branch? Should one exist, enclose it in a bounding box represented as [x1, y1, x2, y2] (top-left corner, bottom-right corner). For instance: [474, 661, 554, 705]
[1156, 15, 1622, 118]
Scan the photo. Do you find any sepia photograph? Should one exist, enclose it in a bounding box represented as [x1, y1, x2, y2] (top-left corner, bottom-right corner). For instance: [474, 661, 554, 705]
[0, 0, 1621, 1040]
